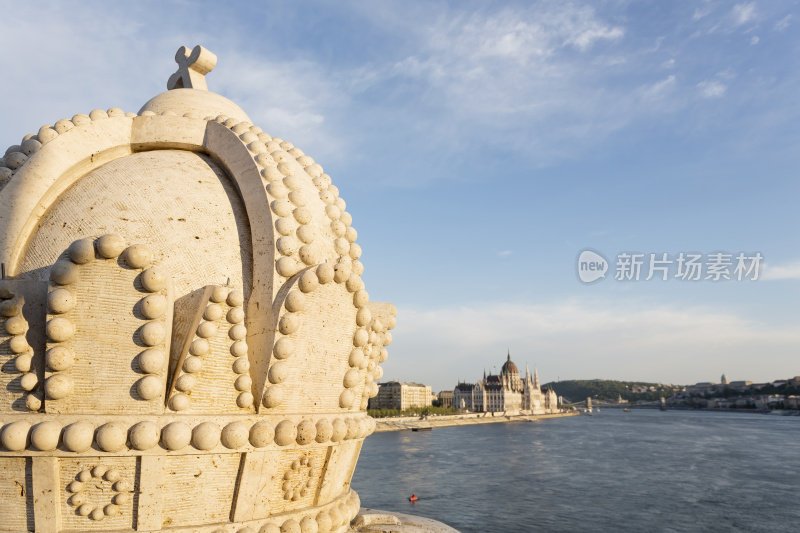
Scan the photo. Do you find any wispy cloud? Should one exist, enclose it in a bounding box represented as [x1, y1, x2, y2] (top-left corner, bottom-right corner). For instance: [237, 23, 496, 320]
[498, 250, 513, 257]
[2, 0, 798, 184]
[640, 75, 677, 101]
[775, 14, 792, 31]
[344, 3, 638, 164]
[385, 4, 625, 106]
[0, 4, 348, 163]
[564, 18, 624, 51]
[693, 5, 713, 21]
[762, 260, 800, 280]
[697, 80, 727, 98]
[384, 299, 800, 389]
[214, 53, 345, 161]
[732, 3, 757, 26]
[0, 5, 165, 147]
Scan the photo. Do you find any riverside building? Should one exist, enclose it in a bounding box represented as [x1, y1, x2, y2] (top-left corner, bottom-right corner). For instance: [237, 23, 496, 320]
[369, 381, 432, 410]
[453, 352, 559, 415]
[438, 390, 454, 408]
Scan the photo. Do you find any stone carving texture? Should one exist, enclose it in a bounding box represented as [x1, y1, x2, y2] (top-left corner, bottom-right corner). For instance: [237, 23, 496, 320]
[0, 46, 398, 532]
[1, 284, 44, 412]
[282, 455, 317, 501]
[44, 236, 173, 414]
[168, 285, 253, 413]
[65, 464, 131, 523]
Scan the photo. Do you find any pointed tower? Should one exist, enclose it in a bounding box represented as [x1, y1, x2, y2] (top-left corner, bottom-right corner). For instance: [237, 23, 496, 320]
[534, 367, 541, 390]
[523, 363, 532, 410]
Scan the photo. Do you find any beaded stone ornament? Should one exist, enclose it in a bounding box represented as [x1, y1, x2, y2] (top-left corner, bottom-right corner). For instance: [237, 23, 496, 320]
[0, 45, 395, 533]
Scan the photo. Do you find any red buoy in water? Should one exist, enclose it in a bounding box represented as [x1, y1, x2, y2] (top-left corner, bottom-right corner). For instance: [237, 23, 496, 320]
[409, 494, 418, 502]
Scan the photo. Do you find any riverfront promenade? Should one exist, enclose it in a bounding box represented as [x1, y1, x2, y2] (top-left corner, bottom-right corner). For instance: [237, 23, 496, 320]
[373, 411, 579, 432]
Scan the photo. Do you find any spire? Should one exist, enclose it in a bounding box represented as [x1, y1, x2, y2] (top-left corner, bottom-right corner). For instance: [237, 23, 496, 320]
[507, 348, 511, 362]
[534, 366, 540, 389]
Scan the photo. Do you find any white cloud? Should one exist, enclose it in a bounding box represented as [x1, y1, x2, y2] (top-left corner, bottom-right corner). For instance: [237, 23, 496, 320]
[498, 250, 513, 257]
[214, 53, 345, 161]
[761, 260, 800, 280]
[693, 6, 712, 21]
[345, 3, 637, 164]
[0, 4, 348, 164]
[0, 6, 166, 149]
[697, 80, 727, 98]
[750, 35, 760, 45]
[564, 21, 624, 51]
[644, 36, 665, 54]
[732, 3, 757, 26]
[640, 75, 676, 101]
[383, 299, 800, 390]
[775, 14, 792, 31]
[0, 1, 634, 183]
[2, 1, 789, 182]
[442, 5, 624, 60]
[393, 4, 624, 84]
[716, 68, 737, 81]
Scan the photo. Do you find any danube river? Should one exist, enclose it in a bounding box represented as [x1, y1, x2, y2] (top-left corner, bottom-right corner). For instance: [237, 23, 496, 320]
[351, 409, 800, 532]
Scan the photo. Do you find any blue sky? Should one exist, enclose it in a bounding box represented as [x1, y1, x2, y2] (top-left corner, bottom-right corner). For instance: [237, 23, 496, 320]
[2, 1, 799, 391]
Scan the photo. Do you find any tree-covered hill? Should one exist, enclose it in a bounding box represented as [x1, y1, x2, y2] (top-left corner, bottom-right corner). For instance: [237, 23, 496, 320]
[545, 380, 681, 403]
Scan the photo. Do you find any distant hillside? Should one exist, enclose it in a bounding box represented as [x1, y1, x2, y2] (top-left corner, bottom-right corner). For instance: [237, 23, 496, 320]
[545, 380, 681, 403]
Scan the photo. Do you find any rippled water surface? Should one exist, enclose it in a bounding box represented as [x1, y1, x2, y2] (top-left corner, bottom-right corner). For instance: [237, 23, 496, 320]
[351, 410, 800, 532]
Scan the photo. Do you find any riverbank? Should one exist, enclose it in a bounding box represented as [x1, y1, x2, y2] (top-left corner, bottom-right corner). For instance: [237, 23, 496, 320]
[373, 411, 579, 432]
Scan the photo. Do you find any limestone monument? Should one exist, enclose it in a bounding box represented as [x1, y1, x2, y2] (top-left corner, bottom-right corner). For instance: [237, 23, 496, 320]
[0, 46, 455, 533]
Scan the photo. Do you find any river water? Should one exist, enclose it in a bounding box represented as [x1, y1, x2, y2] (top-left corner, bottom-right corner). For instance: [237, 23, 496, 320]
[351, 410, 800, 532]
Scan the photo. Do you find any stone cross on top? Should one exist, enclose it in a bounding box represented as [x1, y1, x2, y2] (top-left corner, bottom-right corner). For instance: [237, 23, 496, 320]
[167, 45, 218, 91]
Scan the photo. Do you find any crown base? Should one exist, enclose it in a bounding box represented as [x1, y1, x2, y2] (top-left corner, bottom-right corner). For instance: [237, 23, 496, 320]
[353, 509, 460, 532]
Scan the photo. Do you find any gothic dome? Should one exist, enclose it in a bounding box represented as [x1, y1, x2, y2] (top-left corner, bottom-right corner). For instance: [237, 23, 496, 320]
[501, 353, 519, 376]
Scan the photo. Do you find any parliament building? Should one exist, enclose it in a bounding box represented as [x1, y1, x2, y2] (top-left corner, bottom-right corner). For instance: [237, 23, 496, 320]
[453, 352, 559, 415]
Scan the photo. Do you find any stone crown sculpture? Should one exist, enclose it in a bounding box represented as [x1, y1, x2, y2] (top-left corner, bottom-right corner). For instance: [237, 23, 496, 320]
[0, 45, 395, 533]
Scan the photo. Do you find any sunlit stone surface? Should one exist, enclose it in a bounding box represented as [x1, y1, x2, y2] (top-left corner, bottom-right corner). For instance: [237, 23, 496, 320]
[0, 44, 452, 533]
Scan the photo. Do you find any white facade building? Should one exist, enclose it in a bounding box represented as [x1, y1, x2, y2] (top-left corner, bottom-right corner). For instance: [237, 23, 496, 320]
[369, 381, 432, 410]
[453, 353, 559, 415]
